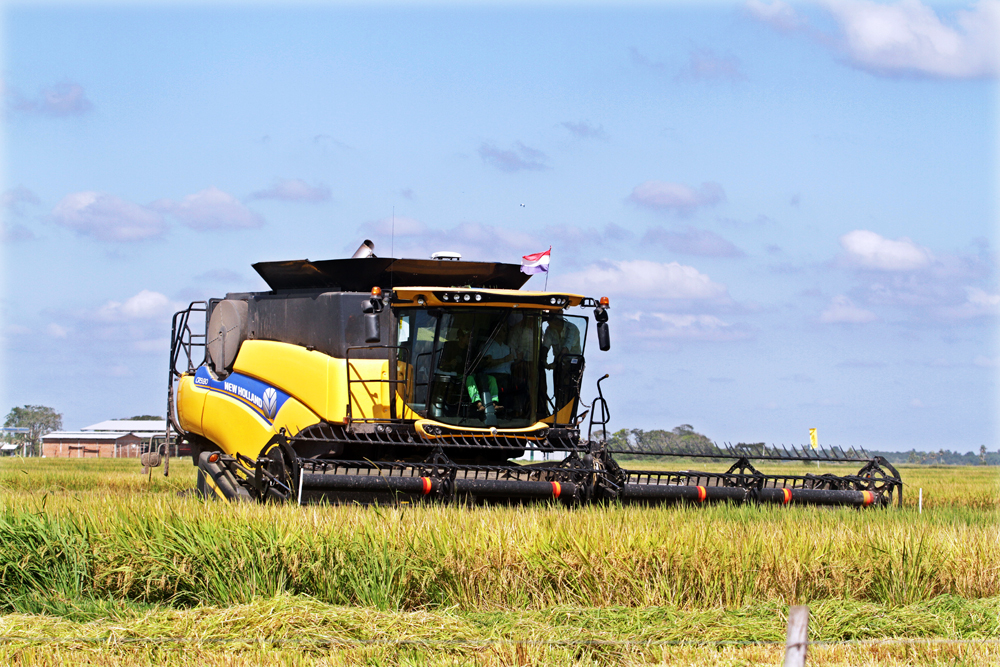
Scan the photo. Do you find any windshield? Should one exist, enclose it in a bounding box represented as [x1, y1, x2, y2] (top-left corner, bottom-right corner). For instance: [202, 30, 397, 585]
[396, 308, 587, 429]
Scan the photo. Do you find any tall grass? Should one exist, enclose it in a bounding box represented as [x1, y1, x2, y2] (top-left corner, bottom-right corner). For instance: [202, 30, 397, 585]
[0, 494, 996, 614]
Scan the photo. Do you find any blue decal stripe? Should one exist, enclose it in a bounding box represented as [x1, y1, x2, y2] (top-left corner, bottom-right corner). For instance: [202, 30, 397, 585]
[203, 384, 275, 422]
[192, 366, 290, 424]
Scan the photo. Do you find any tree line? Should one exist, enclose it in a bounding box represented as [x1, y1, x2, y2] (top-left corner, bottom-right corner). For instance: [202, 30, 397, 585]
[604, 424, 998, 466]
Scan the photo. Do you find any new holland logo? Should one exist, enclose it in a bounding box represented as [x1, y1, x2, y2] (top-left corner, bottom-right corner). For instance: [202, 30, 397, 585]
[262, 387, 278, 420]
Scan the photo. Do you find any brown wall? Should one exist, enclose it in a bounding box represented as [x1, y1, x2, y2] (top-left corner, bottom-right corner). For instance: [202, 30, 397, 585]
[42, 435, 142, 458]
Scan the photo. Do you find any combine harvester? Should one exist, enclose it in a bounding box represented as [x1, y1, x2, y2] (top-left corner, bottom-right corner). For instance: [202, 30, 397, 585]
[166, 241, 902, 507]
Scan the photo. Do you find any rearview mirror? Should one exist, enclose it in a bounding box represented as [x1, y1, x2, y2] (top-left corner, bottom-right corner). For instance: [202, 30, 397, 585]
[597, 321, 610, 351]
[365, 312, 381, 343]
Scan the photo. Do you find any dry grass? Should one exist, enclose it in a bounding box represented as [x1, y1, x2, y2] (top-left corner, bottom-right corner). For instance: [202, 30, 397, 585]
[1, 596, 998, 666]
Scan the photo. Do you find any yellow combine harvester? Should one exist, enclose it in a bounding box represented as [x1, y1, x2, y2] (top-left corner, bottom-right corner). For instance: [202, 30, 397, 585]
[167, 241, 901, 506]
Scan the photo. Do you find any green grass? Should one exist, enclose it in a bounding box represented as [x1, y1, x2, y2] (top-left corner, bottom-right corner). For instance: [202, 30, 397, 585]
[0, 456, 996, 666]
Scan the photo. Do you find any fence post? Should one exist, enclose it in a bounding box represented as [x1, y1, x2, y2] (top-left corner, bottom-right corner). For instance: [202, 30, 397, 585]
[783, 605, 809, 667]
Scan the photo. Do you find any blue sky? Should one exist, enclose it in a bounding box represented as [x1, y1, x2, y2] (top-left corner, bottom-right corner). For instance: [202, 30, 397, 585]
[2, 1, 997, 452]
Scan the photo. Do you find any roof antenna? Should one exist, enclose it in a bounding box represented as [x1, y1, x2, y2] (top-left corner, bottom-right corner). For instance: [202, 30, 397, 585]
[390, 206, 395, 292]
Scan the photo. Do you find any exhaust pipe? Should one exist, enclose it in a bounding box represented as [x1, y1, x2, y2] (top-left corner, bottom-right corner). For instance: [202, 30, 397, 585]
[351, 240, 376, 259]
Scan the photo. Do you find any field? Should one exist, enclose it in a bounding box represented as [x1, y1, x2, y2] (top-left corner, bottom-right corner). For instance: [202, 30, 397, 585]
[0, 457, 997, 666]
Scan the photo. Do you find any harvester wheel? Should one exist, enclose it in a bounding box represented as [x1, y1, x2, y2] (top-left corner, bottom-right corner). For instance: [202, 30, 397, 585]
[855, 457, 901, 507]
[259, 443, 296, 503]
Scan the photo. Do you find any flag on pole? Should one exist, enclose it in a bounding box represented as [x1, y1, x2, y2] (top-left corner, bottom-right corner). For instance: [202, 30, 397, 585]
[521, 248, 551, 275]
[809, 428, 818, 449]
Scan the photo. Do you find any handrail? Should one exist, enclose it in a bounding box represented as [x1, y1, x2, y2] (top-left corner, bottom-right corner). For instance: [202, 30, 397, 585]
[166, 301, 207, 442]
[344, 345, 411, 426]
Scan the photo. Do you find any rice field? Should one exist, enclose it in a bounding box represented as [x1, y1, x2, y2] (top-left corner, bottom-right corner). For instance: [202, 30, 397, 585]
[1, 456, 997, 666]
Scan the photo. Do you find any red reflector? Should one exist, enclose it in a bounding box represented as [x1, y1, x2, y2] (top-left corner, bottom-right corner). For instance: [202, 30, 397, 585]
[697, 485, 707, 502]
[551, 481, 561, 498]
[421, 477, 432, 495]
[863, 490, 874, 505]
[782, 488, 792, 505]
[208, 452, 220, 463]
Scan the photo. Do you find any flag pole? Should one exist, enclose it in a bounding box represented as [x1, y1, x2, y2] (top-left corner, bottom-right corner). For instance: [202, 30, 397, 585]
[544, 246, 551, 291]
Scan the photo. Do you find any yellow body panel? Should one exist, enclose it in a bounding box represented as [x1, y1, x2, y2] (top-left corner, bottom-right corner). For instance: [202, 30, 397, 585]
[178, 340, 423, 455]
[195, 387, 318, 459]
[233, 340, 400, 423]
[176, 375, 206, 433]
[542, 400, 577, 426]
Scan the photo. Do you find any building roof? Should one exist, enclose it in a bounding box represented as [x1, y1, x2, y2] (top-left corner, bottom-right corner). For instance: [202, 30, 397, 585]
[81, 419, 166, 434]
[42, 431, 140, 441]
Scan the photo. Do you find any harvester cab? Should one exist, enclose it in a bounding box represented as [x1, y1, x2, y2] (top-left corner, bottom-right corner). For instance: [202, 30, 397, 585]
[167, 241, 901, 507]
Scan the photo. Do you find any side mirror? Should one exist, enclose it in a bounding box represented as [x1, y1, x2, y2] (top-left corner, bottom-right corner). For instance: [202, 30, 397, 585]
[365, 312, 381, 343]
[597, 321, 610, 351]
[593, 302, 610, 351]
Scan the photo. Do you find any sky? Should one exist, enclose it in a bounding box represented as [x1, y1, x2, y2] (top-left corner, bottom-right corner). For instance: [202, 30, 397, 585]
[2, 0, 997, 452]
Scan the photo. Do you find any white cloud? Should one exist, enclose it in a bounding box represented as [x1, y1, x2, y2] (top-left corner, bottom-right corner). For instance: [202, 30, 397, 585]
[153, 187, 264, 231]
[840, 229, 933, 271]
[626, 312, 752, 341]
[747, 0, 1000, 79]
[46, 323, 69, 339]
[643, 226, 744, 257]
[51, 192, 167, 242]
[248, 178, 331, 203]
[97, 290, 178, 322]
[628, 181, 725, 216]
[744, 0, 805, 32]
[193, 269, 244, 283]
[358, 218, 538, 262]
[820, 295, 879, 323]
[366, 216, 428, 237]
[478, 142, 549, 172]
[11, 80, 93, 116]
[2, 223, 34, 243]
[678, 49, 744, 81]
[938, 286, 1000, 318]
[545, 223, 633, 247]
[557, 259, 729, 301]
[824, 0, 999, 79]
[561, 121, 608, 140]
[3, 186, 41, 214]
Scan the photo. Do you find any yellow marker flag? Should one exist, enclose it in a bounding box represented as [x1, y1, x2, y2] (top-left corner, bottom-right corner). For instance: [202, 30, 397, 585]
[809, 428, 818, 449]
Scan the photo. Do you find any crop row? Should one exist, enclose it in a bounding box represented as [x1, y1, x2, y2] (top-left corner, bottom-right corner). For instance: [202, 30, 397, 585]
[2, 493, 997, 614]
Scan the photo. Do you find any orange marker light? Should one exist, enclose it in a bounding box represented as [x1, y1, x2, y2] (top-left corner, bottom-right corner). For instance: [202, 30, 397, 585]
[599, 296, 609, 306]
[782, 488, 792, 505]
[697, 485, 707, 502]
[371, 286, 382, 298]
[421, 477, 433, 495]
[862, 490, 874, 506]
[551, 481, 562, 498]
[208, 452, 220, 463]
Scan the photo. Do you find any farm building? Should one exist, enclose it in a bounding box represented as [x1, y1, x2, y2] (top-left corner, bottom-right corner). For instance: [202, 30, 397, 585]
[41, 431, 142, 458]
[82, 419, 166, 437]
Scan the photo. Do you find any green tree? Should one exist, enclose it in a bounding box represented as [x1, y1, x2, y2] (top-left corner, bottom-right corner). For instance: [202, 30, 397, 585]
[124, 415, 163, 421]
[4, 405, 62, 456]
